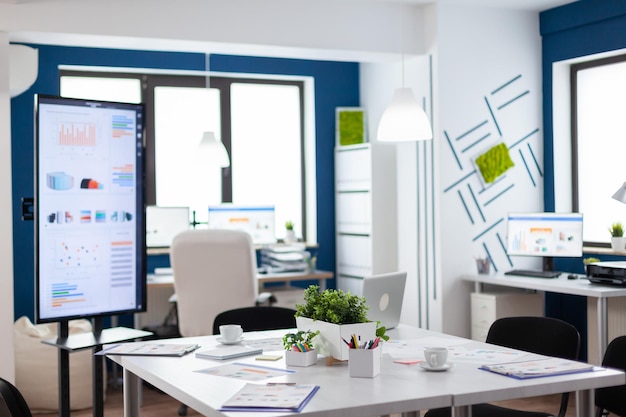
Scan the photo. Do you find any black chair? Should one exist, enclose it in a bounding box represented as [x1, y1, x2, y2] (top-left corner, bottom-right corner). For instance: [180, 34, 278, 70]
[212, 306, 297, 335]
[424, 316, 581, 417]
[177, 306, 297, 416]
[595, 335, 626, 417]
[0, 377, 33, 417]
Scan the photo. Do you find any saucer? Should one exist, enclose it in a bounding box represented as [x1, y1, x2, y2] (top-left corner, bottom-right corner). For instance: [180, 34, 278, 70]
[217, 337, 244, 345]
[419, 362, 453, 372]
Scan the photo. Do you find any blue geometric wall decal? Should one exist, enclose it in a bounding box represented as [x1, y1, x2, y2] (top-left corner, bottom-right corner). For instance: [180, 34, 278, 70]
[443, 73, 543, 271]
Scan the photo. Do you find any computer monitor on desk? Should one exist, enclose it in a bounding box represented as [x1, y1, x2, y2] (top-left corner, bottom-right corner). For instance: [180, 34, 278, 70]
[505, 212, 583, 277]
[208, 204, 276, 245]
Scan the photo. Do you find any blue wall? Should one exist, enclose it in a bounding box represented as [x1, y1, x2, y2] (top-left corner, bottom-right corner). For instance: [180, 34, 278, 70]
[11, 45, 360, 323]
[540, 0, 626, 360]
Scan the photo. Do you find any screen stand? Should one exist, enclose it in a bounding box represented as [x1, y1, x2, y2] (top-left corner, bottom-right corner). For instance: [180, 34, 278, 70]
[543, 256, 555, 272]
[43, 319, 152, 417]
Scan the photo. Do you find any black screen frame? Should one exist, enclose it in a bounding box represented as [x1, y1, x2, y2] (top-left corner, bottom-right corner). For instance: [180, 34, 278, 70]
[34, 94, 147, 324]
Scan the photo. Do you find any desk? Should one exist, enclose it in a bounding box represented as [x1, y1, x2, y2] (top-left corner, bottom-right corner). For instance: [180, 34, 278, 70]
[108, 326, 624, 417]
[139, 270, 334, 329]
[147, 270, 334, 291]
[463, 273, 626, 364]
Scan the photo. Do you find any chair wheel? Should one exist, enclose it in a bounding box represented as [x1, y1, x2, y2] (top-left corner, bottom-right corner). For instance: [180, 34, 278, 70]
[178, 404, 188, 416]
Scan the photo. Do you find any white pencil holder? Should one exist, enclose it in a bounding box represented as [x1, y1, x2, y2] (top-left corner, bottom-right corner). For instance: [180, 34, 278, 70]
[348, 345, 381, 378]
[285, 349, 318, 367]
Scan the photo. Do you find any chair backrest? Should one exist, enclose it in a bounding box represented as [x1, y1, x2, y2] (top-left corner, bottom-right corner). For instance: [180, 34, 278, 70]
[595, 335, 626, 417]
[486, 316, 581, 417]
[170, 229, 258, 337]
[0, 377, 32, 417]
[486, 316, 580, 360]
[212, 306, 297, 335]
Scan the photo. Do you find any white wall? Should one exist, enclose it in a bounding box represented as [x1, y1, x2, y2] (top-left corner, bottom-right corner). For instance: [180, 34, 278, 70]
[363, 4, 545, 337]
[0, 32, 16, 383]
[435, 5, 544, 337]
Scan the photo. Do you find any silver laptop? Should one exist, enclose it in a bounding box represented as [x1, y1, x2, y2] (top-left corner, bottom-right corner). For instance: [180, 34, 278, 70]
[362, 271, 407, 329]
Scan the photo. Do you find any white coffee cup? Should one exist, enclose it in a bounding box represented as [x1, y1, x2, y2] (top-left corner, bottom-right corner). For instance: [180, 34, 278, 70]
[219, 324, 243, 342]
[424, 347, 448, 369]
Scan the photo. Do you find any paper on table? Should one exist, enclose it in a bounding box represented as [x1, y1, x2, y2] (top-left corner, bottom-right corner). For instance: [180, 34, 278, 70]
[97, 342, 200, 357]
[220, 383, 319, 412]
[384, 337, 469, 359]
[196, 362, 295, 382]
[480, 357, 595, 379]
[447, 346, 529, 364]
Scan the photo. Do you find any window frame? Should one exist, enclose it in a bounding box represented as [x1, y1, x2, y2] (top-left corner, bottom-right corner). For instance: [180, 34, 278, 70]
[59, 69, 308, 240]
[570, 53, 626, 247]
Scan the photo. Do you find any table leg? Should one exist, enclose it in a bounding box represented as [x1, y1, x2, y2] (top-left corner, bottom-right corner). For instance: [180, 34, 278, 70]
[474, 282, 482, 293]
[597, 297, 608, 364]
[451, 406, 470, 417]
[123, 368, 140, 417]
[575, 389, 594, 417]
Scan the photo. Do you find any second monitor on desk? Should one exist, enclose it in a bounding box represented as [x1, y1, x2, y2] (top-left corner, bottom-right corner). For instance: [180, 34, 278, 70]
[504, 212, 583, 278]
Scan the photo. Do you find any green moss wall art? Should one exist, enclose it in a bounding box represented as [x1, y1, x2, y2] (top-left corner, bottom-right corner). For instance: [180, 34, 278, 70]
[474, 142, 515, 184]
[336, 107, 367, 146]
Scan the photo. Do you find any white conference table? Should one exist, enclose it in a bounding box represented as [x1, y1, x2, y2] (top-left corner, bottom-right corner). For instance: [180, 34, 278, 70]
[107, 325, 624, 417]
[463, 273, 626, 364]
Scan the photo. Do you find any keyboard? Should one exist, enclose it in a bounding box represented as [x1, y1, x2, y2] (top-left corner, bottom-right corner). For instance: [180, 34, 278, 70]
[504, 269, 562, 279]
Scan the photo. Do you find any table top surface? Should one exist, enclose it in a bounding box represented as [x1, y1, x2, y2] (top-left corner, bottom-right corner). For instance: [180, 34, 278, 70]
[462, 273, 626, 298]
[107, 325, 624, 417]
[146, 270, 333, 287]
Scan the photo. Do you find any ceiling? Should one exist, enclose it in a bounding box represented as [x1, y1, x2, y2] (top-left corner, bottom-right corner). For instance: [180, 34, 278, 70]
[401, 0, 576, 12]
[0, 0, 577, 10]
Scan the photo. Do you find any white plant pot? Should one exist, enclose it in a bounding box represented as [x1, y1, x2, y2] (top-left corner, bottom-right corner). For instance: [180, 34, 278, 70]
[284, 230, 296, 244]
[296, 316, 377, 361]
[285, 349, 318, 367]
[611, 237, 626, 251]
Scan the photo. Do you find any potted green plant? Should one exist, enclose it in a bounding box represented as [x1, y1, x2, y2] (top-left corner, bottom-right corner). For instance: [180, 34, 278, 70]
[609, 222, 626, 251]
[282, 329, 320, 367]
[284, 220, 296, 244]
[294, 285, 383, 361]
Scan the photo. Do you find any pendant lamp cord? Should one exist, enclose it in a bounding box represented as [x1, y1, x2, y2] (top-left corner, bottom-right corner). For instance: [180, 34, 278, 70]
[401, 2, 406, 88]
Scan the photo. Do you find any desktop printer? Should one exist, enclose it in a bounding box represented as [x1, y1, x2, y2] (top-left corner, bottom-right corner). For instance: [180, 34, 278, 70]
[586, 261, 626, 285]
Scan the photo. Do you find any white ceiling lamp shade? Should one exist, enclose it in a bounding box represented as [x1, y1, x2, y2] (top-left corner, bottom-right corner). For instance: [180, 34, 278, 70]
[9, 44, 38, 98]
[377, 87, 433, 142]
[197, 131, 230, 168]
[612, 182, 626, 204]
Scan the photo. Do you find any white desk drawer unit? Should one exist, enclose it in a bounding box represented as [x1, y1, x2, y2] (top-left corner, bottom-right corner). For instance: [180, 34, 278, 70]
[470, 291, 544, 342]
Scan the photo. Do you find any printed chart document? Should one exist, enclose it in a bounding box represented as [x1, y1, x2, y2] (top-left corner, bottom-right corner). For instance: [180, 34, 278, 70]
[480, 357, 595, 379]
[196, 362, 295, 382]
[220, 383, 319, 412]
[98, 342, 200, 357]
[196, 346, 263, 360]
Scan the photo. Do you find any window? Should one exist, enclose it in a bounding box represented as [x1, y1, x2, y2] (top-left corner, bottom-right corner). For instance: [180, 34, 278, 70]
[571, 55, 626, 245]
[61, 70, 308, 241]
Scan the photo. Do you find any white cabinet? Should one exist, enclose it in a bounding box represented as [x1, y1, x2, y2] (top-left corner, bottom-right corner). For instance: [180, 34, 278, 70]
[470, 291, 544, 342]
[335, 143, 397, 293]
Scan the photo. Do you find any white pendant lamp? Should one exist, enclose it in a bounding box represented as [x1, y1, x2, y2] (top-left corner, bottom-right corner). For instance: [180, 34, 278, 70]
[612, 182, 626, 204]
[9, 44, 38, 98]
[377, 87, 432, 142]
[196, 131, 230, 168]
[377, 3, 432, 143]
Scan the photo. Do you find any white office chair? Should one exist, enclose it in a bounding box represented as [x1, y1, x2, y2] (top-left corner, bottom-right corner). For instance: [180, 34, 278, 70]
[169, 229, 265, 338]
